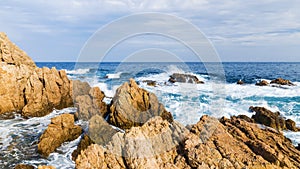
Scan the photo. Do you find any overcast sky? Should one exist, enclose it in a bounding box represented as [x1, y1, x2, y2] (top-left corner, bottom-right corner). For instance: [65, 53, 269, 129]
[1, 0, 300, 62]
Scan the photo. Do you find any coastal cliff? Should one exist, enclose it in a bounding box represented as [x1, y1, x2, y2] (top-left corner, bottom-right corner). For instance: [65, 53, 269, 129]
[1, 33, 299, 169]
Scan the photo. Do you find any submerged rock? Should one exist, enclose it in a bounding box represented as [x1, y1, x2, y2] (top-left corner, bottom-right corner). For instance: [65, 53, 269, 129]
[255, 80, 269, 86]
[250, 106, 299, 131]
[38, 114, 82, 157]
[270, 78, 295, 86]
[142, 80, 157, 86]
[168, 73, 204, 84]
[109, 79, 173, 129]
[237, 79, 244, 85]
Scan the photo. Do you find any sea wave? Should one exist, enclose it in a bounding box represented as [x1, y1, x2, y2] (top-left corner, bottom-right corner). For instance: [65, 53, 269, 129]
[65, 68, 90, 75]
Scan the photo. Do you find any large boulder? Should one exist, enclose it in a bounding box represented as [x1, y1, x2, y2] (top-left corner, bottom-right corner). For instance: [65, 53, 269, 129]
[109, 79, 173, 129]
[270, 78, 295, 86]
[250, 106, 299, 131]
[38, 114, 82, 157]
[168, 73, 204, 84]
[75, 87, 107, 120]
[0, 32, 82, 117]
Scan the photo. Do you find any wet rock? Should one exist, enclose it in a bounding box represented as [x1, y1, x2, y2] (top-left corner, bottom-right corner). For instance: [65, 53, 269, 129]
[237, 79, 244, 85]
[142, 80, 157, 86]
[270, 78, 295, 86]
[109, 79, 173, 129]
[38, 114, 82, 157]
[168, 73, 204, 84]
[75, 87, 107, 120]
[236, 114, 254, 123]
[72, 134, 94, 161]
[14, 164, 34, 169]
[255, 80, 269, 86]
[250, 106, 299, 131]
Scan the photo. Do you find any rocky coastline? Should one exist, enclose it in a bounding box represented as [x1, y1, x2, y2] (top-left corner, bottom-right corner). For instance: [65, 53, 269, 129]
[1, 32, 300, 169]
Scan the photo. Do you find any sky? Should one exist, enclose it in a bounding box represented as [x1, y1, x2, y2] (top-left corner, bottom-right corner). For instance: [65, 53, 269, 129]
[1, 0, 300, 62]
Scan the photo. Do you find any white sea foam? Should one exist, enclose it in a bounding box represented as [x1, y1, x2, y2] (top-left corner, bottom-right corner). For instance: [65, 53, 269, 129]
[105, 72, 122, 79]
[65, 68, 90, 75]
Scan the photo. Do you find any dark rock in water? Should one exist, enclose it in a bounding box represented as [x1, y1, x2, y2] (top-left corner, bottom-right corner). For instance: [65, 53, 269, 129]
[14, 164, 34, 169]
[236, 114, 254, 123]
[237, 80, 244, 85]
[255, 80, 269, 86]
[296, 144, 300, 151]
[38, 114, 82, 157]
[109, 79, 173, 129]
[75, 87, 107, 120]
[72, 134, 94, 161]
[250, 106, 299, 131]
[270, 78, 295, 86]
[168, 73, 204, 84]
[286, 119, 299, 131]
[142, 80, 157, 86]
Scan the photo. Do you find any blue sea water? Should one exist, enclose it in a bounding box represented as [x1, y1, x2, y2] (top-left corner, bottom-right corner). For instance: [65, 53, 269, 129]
[1, 62, 300, 168]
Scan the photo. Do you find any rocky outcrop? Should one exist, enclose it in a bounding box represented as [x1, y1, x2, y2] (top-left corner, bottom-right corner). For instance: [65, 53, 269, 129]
[0, 32, 77, 117]
[168, 73, 204, 84]
[109, 79, 173, 129]
[76, 114, 300, 168]
[250, 106, 299, 131]
[38, 114, 82, 157]
[76, 116, 188, 169]
[75, 87, 107, 120]
[255, 80, 269, 86]
[72, 134, 94, 161]
[271, 78, 295, 86]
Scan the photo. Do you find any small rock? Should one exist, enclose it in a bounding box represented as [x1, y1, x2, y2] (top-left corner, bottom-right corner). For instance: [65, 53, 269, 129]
[38, 114, 82, 157]
[237, 80, 244, 85]
[255, 80, 269, 86]
[14, 164, 34, 169]
[37, 166, 56, 169]
[142, 80, 157, 86]
[168, 73, 204, 84]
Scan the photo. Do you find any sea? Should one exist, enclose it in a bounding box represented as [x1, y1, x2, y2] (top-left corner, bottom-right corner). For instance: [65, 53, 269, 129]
[0, 62, 300, 168]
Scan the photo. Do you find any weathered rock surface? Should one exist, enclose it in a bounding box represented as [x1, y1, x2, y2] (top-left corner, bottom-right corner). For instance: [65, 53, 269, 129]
[109, 79, 173, 129]
[75, 87, 107, 120]
[271, 78, 295, 86]
[0, 32, 79, 117]
[168, 73, 204, 84]
[14, 164, 34, 169]
[37, 166, 56, 169]
[255, 80, 269, 86]
[38, 114, 82, 157]
[76, 114, 300, 169]
[72, 134, 94, 161]
[250, 106, 299, 131]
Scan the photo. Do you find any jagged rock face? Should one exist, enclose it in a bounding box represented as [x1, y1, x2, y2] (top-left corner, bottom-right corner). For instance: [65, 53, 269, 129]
[109, 79, 173, 129]
[250, 106, 299, 131]
[168, 73, 204, 84]
[75, 87, 107, 120]
[76, 116, 188, 169]
[38, 114, 82, 157]
[0, 32, 76, 117]
[271, 78, 295, 86]
[71, 134, 94, 161]
[76, 115, 300, 169]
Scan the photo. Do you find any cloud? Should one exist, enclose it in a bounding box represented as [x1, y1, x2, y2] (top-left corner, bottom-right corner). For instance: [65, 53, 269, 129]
[0, 0, 300, 61]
